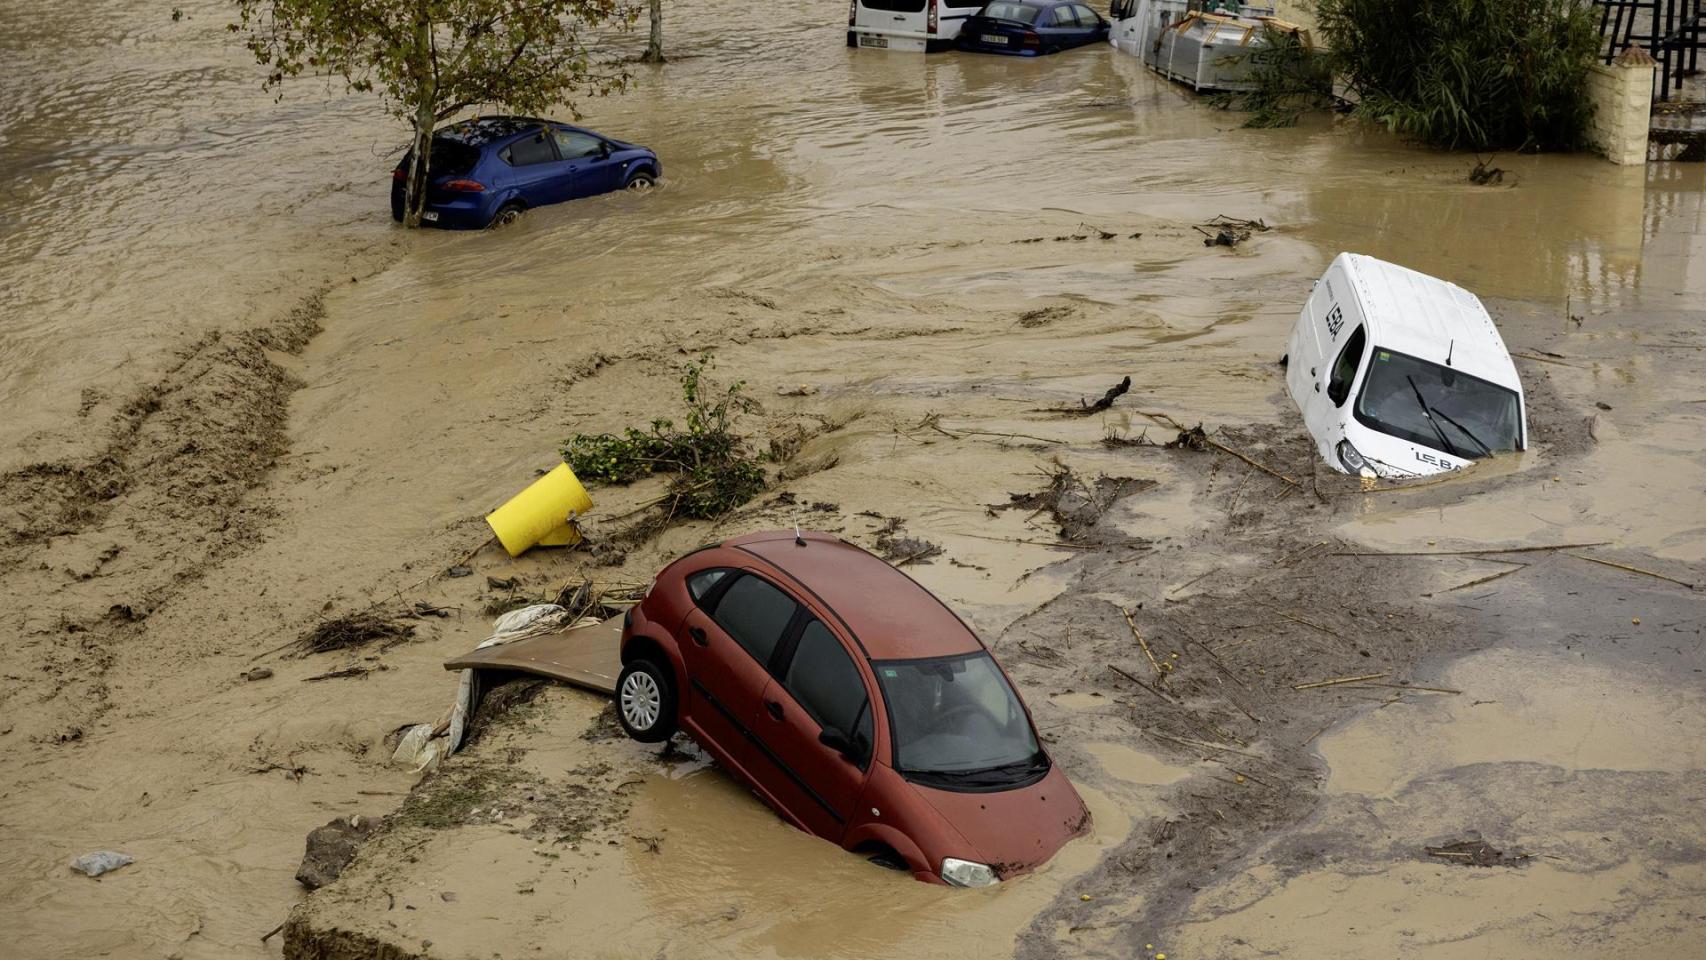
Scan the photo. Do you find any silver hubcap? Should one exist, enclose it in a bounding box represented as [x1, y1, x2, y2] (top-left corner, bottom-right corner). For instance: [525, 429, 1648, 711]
[621, 671, 661, 730]
[627, 178, 651, 190]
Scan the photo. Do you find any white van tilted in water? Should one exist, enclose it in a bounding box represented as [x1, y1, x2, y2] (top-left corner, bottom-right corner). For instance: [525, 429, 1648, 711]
[1285, 253, 1527, 479]
[849, 0, 988, 51]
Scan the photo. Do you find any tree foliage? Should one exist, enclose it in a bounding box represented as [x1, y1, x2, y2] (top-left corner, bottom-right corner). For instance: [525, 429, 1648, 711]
[231, 0, 638, 226]
[1210, 26, 1335, 128]
[1316, 0, 1601, 151]
[563, 354, 768, 521]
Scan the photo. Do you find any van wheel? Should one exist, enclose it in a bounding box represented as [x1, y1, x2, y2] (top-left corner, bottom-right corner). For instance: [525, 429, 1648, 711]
[624, 171, 656, 191]
[616, 659, 678, 743]
[490, 202, 524, 228]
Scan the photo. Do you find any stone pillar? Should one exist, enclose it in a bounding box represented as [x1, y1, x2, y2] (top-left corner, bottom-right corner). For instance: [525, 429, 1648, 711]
[1585, 46, 1656, 165]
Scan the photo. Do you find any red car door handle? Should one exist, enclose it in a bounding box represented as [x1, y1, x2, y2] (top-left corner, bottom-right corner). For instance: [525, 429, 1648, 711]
[689, 626, 708, 646]
[765, 700, 784, 721]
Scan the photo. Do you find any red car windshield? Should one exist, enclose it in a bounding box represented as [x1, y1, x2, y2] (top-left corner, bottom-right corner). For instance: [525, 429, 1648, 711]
[876, 653, 1043, 786]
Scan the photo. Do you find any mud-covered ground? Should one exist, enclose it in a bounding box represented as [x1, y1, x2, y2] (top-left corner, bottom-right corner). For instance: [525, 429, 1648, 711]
[3, 1, 1705, 959]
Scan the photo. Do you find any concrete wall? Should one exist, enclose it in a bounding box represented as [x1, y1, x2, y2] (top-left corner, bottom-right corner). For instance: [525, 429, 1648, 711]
[1585, 51, 1656, 165]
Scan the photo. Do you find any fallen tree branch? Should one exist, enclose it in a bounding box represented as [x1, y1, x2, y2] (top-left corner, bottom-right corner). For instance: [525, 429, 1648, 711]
[1122, 606, 1167, 682]
[1569, 554, 1696, 589]
[1293, 672, 1388, 690]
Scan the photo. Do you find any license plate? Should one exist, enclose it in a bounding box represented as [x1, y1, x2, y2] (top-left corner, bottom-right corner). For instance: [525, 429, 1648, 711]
[859, 35, 889, 47]
[982, 34, 1008, 44]
[422, 211, 439, 222]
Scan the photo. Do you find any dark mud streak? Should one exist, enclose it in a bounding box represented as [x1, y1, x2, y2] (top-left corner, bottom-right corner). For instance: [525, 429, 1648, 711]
[0, 291, 330, 741]
[1001, 423, 1502, 959]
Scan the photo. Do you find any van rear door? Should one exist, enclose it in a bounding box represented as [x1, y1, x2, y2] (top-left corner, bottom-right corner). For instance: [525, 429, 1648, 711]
[856, 0, 929, 48]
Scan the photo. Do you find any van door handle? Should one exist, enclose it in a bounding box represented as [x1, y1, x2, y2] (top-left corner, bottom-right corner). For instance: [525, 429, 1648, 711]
[765, 700, 784, 721]
[893, 14, 905, 19]
[689, 626, 708, 646]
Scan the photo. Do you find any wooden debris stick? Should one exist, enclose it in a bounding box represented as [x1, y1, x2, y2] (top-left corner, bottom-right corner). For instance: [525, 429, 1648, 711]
[1359, 682, 1462, 695]
[1122, 606, 1167, 681]
[1276, 539, 1329, 566]
[1184, 637, 1248, 690]
[1133, 410, 1300, 488]
[1226, 767, 1274, 787]
[1106, 664, 1177, 705]
[1169, 566, 1222, 596]
[1424, 561, 1528, 597]
[1569, 554, 1697, 589]
[1279, 611, 1345, 640]
[1332, 542, 1610, 558]
[1293, 672, 1388, 690]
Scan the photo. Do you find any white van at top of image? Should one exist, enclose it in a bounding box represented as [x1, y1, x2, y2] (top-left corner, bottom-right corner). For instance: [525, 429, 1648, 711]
[1285, 253, 1527, 479]
[849, 0, 988, 51]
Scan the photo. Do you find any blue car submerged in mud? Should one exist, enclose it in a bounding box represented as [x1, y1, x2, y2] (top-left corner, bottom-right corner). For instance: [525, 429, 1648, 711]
[390, 116, 661, 229]
[955, 0, 1109, 55]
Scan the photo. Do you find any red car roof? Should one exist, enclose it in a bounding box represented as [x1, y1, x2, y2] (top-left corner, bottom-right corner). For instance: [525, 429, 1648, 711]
[726, 531, 983, 662]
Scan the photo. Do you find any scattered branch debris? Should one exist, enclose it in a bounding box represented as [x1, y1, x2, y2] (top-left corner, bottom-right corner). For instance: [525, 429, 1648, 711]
[300, 612, 413, 655]
[1061, 376, 1131, 415]
[1468, 156, 1506, 185]
[1569, 554, 1696, 589]
[1293, 672, 1388, 690]
[1425, 836, 1530, 867]
[1122, 607, 1169, 682]
[872, 516, 944, 566]
[1195, 215, 1270, 248]
[563, 353, 767, 522]
[302, 666, 372, 683]
[1140, 411, 1300, 487]
[995, 459, 1154, 543]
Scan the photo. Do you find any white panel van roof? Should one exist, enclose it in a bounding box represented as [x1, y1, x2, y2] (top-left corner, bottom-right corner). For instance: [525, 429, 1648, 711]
[1338, 253, 1521, 392]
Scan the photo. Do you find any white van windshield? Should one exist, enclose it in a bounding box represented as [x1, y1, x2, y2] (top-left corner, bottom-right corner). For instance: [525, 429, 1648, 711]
[1355, 348, 1522, 458]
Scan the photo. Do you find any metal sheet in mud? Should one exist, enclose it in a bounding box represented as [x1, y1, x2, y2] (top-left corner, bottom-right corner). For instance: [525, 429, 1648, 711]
[443, 616, 623, 696]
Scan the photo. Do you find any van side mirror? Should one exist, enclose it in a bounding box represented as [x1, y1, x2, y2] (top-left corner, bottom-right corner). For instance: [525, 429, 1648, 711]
[598, 141, 612, 159]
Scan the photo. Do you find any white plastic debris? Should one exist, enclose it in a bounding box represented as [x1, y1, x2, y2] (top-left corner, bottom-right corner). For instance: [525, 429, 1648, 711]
[390, 604, 596, 774]
[70, 851, 134, 877]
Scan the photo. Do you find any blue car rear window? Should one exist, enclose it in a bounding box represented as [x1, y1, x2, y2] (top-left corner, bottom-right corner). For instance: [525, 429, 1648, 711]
[398, 140, 480, 178]
[981, 1, 1042, 22]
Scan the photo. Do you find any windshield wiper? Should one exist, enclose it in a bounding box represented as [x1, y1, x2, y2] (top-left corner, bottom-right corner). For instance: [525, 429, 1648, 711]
[1430, 407, 1493, 457]
[1406, 375, 1463, 458]
[908, 754, 1047, 785]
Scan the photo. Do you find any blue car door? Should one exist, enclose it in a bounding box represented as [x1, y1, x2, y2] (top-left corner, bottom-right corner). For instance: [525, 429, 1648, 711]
[1039, 4, 1078, 47]
[551, 127, 622, 198]
[501, 128, 568, 205]
[1070, 3, 1106, 43]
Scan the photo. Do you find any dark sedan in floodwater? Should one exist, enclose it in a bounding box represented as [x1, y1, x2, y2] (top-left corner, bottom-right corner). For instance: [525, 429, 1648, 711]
[955, 0, 1109, 54]
[390, 116, 661, 229]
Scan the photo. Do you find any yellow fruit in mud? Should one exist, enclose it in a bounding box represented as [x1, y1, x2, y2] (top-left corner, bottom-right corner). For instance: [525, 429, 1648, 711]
[1632, 617, 1641, 625]
[1079, 894, 1092, 901]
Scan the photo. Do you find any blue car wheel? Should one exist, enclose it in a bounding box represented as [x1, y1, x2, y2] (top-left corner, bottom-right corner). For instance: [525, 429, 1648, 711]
[489, 202, 525, 228]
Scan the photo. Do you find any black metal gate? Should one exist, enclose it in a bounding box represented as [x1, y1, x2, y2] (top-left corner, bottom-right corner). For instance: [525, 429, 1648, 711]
[1596, 0, 1704, 101]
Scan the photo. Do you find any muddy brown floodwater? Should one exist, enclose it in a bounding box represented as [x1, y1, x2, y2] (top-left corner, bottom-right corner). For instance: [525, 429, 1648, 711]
[3, 0, 1706, 958]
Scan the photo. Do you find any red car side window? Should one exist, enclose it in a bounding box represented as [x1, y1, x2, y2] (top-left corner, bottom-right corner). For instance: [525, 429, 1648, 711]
[709, 575, 797, 667]
[784, 621, 869, 735]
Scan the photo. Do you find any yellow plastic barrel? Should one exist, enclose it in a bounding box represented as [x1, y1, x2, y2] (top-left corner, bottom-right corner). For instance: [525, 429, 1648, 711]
[485, 463, 594, 557]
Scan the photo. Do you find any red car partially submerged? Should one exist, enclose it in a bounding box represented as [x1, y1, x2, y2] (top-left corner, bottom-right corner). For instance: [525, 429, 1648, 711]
[617, 529, 1089, 885]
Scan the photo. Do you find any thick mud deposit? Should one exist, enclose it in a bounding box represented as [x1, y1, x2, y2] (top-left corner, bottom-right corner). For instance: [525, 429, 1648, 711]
[4, 1, 1706, 959]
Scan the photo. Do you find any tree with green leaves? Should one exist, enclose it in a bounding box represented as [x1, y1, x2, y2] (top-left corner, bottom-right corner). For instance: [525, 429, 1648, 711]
[231, 0, 639, 227]
[1316, 0, 1600, 151]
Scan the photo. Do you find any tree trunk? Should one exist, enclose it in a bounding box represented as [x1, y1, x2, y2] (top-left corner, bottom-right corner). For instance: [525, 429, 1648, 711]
[642, 0, 664, 63]
[404, 97, 435, 229]
[403, 12, 436, 229]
